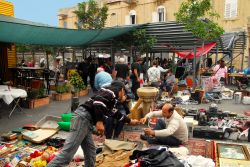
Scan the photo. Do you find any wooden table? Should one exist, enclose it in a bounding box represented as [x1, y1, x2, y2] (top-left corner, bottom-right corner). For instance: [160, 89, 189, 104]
[227, 73, 250, 84]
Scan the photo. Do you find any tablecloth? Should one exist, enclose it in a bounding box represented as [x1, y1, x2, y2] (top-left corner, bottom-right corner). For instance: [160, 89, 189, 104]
[0, 85, 27, 105]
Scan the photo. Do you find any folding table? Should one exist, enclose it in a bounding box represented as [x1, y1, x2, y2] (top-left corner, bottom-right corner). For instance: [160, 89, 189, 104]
[0, 85, 27, 118]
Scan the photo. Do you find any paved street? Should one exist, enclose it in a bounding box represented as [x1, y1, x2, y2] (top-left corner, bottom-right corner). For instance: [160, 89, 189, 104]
[1, 88, 250, 135]
[0, 93, 91, 134]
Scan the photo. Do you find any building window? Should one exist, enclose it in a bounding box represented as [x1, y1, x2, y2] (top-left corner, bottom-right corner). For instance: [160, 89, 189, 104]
[157, 6, 165, 22]
[63, 21, 67, 28]
[129, 10, 136, 24]
[111, 13, 117, 26]
[224, 0, 238, 19]
[130, 15, 135, 24]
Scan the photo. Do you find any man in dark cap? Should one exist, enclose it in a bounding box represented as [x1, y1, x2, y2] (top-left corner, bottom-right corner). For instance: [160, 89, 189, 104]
[47, 81, 139, 167]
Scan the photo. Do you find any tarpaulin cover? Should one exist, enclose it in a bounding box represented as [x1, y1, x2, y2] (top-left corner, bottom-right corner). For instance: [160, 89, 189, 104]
[0, 14, 141, 46]
[166, 42, 216, 59]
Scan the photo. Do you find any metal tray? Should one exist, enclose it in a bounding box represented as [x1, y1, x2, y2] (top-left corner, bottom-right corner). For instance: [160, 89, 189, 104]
[35, 115, 61, 129]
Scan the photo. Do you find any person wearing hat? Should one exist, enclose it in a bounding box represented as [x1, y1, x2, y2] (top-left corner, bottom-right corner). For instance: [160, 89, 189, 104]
[47, 81, 140, 167]
[131, 57, 143, 100]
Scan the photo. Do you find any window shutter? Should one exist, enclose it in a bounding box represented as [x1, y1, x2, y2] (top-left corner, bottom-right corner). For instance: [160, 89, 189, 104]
[152, 12, 158, 23]
[125, 15, 130, 25]
[230, 0, 237, 18]
[224, 0, 237, 18]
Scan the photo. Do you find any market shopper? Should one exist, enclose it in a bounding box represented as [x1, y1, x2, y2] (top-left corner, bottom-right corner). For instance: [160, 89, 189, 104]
[94, 67, 113, 90]
[77, 59, 89, 88]
[160, 69, 176, 95]
[88, 58, 98, 91]
[113, 57, 130, 81]
[47, 81, 139, 167]
[147, 60, 161, 87]
[140, 103, 188, 146]
[105, 79, 135, 139]
[131, 57, 143, 100]
[213, 59, 228, 84]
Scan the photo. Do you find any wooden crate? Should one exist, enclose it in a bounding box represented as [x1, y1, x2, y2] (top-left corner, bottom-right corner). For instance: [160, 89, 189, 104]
[22, 97, 50, 109]
[32, 97, 50, 108]
[77, 89, 89, 97]
[52, 93, 72, 101]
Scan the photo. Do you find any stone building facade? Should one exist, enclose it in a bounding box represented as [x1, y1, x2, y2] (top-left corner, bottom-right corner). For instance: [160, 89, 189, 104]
[58, 0, 250, 69]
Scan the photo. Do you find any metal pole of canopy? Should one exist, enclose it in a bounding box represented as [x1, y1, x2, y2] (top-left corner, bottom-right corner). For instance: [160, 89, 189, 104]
[82, 46, 87, 60]
[150, 53, 153, 66]
[46, 51, 49, 69]
[205, 53, 208, 67]
[241, 52, 244, 71]
[172, 52, 175, 72]
[241, 33, 246, 71]
[89, 47, 92, 58]
[229, 51, 233, 84]
[130, 46, 133, 65]
[192, 45, 197, 90]
[230, 51, 233, 72]
[111, 42, 115, 68]
[62, 51, 65, 67]
[215, 44, 218, 64]
[72, 50, 76, 62]
[146, 52, 149, 70]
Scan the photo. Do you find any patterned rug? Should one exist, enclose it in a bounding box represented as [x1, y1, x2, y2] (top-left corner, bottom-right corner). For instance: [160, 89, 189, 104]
[94, 131, 215, 159]
[93, 131, 215, 159]
[185, 138, 215, 159]
[70, 131, 215, 167]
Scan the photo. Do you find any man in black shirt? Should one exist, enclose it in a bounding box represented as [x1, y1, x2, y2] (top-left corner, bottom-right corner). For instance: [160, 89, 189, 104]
[88, 59, 98, 91]
[113, 57, 130, 80]
[77, 60, 89, 87]
[47, 81, 139, 167]
[131, 57, 143, 100]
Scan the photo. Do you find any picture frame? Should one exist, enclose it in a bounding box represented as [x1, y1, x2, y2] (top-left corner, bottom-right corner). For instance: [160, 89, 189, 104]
[217, 143, 247, 160]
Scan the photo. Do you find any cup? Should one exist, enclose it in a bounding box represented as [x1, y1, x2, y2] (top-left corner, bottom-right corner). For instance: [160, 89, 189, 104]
[57, 122, 71, 131]
[61, 113, 72, 122]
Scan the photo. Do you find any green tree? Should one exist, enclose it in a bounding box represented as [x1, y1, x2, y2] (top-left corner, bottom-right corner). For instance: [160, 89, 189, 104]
[175, 0, 224, 41]
[175, 0, 224, 88]
[74, 0, 108, 29]
[132, 29, 157, 54]
[113, 29, 157, 55]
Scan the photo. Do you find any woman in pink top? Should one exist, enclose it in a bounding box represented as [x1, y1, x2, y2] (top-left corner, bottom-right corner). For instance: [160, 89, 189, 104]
[213, 60, 227, 84]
